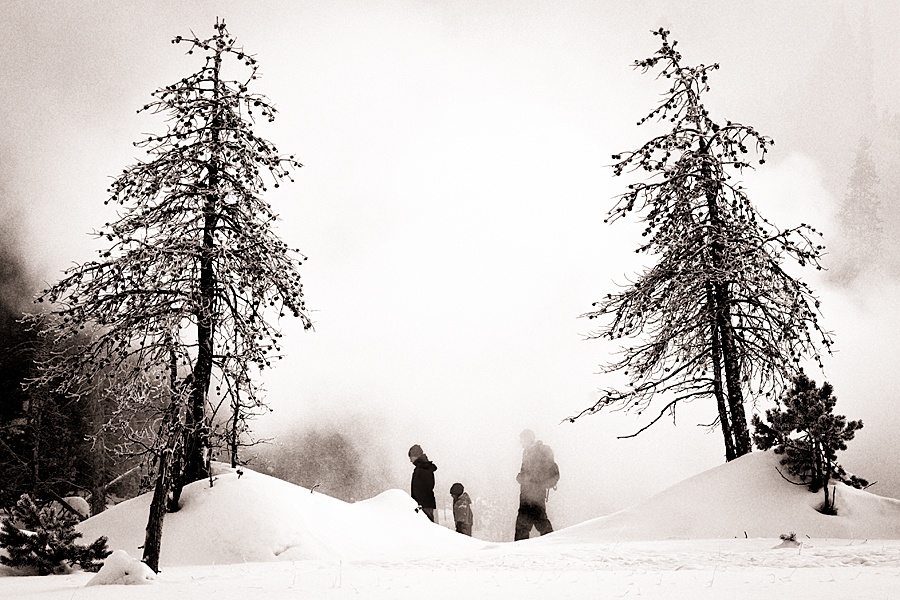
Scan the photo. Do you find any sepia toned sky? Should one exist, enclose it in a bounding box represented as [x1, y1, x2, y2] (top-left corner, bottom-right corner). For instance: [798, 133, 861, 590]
[2, 0, 898, 527]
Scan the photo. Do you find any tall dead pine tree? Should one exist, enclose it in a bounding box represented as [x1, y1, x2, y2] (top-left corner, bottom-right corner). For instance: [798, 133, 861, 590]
[28, 20, 312, 571]
[570, 30, 833, 460]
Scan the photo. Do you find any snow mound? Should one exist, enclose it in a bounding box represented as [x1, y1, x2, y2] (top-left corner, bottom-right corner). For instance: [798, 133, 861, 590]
[546, 450, 900, 542]
[60, 496, 91, 519]
[77, 465, 481, 567]
[75, 452, 900, 571]
[85, 550, 156, 586]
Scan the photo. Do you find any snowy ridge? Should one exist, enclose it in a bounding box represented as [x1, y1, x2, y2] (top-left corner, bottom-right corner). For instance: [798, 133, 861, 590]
[545, 450, 900, 542]
[6, 451, 900, 598]
[76, 464, 480, 567]
[73, 451, 900, 571]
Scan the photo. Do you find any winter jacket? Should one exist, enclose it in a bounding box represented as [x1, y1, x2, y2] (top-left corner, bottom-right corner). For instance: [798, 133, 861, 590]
[516, 441, 559, 506]
[452, 491, 473, 526]
[410, 455, 437, 509]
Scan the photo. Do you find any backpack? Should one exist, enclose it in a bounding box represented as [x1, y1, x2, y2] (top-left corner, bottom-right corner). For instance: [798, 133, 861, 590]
[532, 442, 560, 489]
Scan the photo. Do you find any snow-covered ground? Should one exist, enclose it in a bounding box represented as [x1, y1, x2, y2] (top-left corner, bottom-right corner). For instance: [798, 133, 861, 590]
[3, 450, 900, 599]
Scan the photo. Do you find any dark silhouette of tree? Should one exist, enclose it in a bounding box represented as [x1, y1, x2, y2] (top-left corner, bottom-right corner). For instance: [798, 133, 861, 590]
[0, 493, 109, 575]
[27, 20, 311, 572]
[570, 30, 832, 461]
[752, 374, 867, 514]
[266, 429, 365, 502]
[789, 10, 877, 194]
[0, 310, 121, 517]
[879, 114, 900, 276]
[830, 136, 882, 283]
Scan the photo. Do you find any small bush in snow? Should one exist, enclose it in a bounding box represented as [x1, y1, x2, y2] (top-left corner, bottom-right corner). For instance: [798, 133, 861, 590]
[0, 494, 110, 575]
[779, 531, 797, 542]
[752, 375, 868, 512]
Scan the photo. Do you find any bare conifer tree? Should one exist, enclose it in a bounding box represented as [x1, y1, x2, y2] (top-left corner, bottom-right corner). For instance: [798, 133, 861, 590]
[27, 20, 311, 571]
[569, 30, 832, 460]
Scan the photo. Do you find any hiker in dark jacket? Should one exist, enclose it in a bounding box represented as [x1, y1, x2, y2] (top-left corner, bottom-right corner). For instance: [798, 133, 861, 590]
[408, 444, 437, 522]
[514, 429, 559, 540]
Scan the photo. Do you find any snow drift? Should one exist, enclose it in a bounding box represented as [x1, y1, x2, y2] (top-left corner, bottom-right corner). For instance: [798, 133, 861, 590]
[84, 550, 155, 586]
[75, 451, 900, 569]
[77, 463, 480, 567]
[547, 450, 900, 542]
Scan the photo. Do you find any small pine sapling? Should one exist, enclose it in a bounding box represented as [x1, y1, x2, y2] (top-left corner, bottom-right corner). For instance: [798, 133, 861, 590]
[0, 494, 110, 575]
[752, 375, 867, 514]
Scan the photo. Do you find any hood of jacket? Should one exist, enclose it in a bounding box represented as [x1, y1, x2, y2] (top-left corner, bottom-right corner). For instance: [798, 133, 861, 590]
[413, 455, 437, 472]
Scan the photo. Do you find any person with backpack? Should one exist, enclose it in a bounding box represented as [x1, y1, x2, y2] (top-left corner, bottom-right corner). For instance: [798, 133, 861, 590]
[408, 444, 437, 522]
[514, 429, 559, 540]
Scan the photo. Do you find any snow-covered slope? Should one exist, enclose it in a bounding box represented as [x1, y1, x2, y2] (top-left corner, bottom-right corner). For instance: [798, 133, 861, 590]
[11, 451, 898, 599]
[77, 464, 480, 567]
[546, 450, 900, 543]
[75, 451, 900, 570]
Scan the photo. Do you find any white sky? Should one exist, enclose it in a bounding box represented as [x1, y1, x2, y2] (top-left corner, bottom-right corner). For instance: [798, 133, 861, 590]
[1, 0, 898, 528]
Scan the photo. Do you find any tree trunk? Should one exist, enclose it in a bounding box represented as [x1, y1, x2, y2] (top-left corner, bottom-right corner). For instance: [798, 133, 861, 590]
[715, 283, 751, 456]
[179, 183, 217, 490]
[89, 485, 106, 517]
[707, 284, 736, 461]
[814, 439, 824, 490]
[89, 391, 107, 516]
[186, 195, 215, 479]
[143, 446, 174, 572]
[176, 52, 225, 497]
[816, 441, 833, 512]
[700, 138, 751, 458]
[142, 403, 183, 573]
[166, 430, 186, 512]
[29, 392, 42, 497]
[230, 390, 240, 468]
[166, 342, 193, 512]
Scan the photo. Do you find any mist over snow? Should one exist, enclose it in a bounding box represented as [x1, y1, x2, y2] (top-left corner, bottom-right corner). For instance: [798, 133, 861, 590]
[72, 453, 900, 565]
[75, 462, 481, 565]
[1, 0, 899, 560]
[6, 452, 900, 598]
